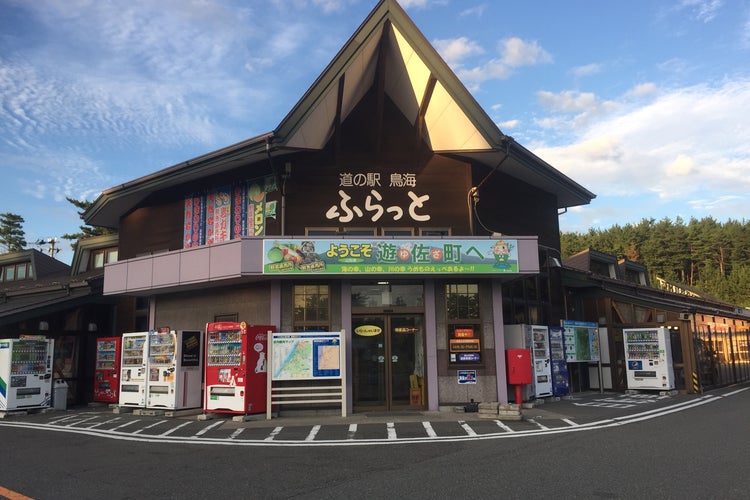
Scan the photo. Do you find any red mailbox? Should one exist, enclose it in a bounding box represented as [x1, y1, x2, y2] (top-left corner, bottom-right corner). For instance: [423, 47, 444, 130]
[506, 348, 532, 404]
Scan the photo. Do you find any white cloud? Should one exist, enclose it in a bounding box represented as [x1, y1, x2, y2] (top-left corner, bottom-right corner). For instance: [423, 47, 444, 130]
[677, 0, 724, 23]
[535, 79, 750, 212]
[460, 5, 486, 18]
[570, 63, 602, 78]
[624, 82, 658, 98]
[498, 119, 520, 129]
[454, 37, 551, 85]
[499, 38, 552, 67]
[433, 37, 484, 67]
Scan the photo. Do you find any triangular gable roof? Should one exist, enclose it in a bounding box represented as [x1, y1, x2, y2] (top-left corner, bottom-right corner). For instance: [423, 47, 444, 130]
[277, 0, 496, 153]
[86, 0, 594, 229]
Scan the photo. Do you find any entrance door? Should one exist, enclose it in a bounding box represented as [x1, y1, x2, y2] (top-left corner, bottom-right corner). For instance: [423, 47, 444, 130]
[352, 315, 424, 411]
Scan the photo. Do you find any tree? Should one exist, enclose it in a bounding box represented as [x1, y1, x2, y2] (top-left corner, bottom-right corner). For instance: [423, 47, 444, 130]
[60, 197, 116, 250]
[0, 213, 27, 253]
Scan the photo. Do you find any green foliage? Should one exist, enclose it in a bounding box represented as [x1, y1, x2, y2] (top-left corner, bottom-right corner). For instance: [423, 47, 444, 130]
[0, 212, 27, 253]
[60, 197, 116, 250]
[561, 217, 750, 307]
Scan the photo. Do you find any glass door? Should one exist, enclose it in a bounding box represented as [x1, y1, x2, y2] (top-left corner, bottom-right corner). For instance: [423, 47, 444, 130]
[352, 314, 424, 411]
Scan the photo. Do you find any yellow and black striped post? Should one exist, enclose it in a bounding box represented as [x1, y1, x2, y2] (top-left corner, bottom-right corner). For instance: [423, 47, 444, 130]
[692, 371, 701, 394]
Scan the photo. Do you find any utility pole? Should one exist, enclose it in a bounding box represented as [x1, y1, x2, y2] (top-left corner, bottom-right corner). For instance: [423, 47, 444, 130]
[36, 237, 61, 258]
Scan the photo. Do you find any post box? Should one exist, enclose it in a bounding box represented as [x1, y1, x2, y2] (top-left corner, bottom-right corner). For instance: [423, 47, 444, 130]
[506, 348, 532, 385]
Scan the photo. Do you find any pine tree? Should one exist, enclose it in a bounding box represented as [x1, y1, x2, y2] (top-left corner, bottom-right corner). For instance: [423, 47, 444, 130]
[0, 213, 27, 253]
[60, 197, 116, 250]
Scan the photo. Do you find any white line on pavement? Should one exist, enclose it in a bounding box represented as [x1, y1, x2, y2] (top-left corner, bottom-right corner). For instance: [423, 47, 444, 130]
[422, 422, 437, 438]
[305, 425, 321, 441]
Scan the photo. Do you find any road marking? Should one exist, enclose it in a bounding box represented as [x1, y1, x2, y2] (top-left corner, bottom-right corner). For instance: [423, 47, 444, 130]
[264, 426, 283, 441]
[112, 419, 142, 432]
[0, 389, 741, 447]
[131, 419, 164, 434]
[0, 485, 34, 500]
[422, 422, 437, 438]
[527, 418, 549, 430]
[160, 421, 192, 436]
[458, 420, 477, 436]
[494, 420, 515, 432]
[229, 428, 245, 439]
[305, 425, 321, 441]
[87, 417, 122, 429]
[194, 420, 224, 437]
[562, 418, 578, 427]
[63, 416, 99, 426]
[387, 422, 397, 440]
[347, 424, 357, 439]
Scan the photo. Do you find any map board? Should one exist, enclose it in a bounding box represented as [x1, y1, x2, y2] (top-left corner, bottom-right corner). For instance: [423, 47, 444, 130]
[271, 332, 342, 381]
[561, 320, 600, 362]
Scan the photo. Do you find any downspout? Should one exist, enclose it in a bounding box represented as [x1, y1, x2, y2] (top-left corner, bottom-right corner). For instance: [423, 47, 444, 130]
[468, 140, 511, 235]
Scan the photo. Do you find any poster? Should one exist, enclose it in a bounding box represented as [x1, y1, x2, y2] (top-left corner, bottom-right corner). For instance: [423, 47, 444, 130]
[561, 320, 600, 362]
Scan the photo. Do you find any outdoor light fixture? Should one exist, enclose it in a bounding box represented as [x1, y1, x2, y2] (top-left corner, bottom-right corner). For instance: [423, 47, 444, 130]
[38, 321, 49, 331]
[88, 322, 98, 332]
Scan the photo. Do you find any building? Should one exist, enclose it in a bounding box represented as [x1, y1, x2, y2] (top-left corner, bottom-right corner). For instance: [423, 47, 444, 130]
[561, 248, 750, 393]
[84, 0, 595, 412]
[0, 234, 123, 405]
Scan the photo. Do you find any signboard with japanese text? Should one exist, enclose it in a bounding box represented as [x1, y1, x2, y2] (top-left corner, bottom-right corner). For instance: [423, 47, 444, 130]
[262, 238, 519, 275]
[457, 370, 477, 384]
[561, 320, 600, 362]
[271, 331, 342, 380]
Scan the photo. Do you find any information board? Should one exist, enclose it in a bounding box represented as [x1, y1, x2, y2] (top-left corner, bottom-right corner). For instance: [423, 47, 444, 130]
[271, 332, 342, 380]
[562, 320, 600, 362]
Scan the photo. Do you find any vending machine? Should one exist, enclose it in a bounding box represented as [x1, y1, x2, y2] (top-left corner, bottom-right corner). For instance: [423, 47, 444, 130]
[119, 332, 148, 408]
[548, 326, 570, 397]
[623, 327, 675, 390]
[204, 322, 273, 415]
[0, 337, 54, 411]
[93, 337, 121, 404]
[504, 324, 552, 400]
[146, 329, 203, 410]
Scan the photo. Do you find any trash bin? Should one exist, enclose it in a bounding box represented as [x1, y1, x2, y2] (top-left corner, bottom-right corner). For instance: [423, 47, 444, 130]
[53, 380, 68, 410]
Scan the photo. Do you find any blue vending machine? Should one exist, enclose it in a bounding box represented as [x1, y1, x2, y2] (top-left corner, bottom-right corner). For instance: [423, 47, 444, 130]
[548, 326, 569, 397]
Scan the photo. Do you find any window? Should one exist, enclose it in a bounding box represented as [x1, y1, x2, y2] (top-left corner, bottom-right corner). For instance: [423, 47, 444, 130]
[446, 283, 481, 364]
[293, 284, 330, 331]
[1, 262, 30, 282]
[419, 228, 451, 237]
[91, 247, 119, 269]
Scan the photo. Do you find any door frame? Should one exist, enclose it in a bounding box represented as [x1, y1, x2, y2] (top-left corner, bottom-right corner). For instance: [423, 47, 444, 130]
[351, 313, 425, 411]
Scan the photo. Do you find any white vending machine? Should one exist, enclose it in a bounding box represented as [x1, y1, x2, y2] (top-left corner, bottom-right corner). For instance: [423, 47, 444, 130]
[0, 337, 54, 411]
[146, 329, 203, 410]
[504, 324, 553, 399]
[119, 332, 149, 408]
[623, 327, 675, 390]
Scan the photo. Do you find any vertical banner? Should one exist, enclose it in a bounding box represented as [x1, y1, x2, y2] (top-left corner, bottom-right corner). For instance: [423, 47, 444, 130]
[183, 194, 206, 249]
[231, 182, 248, 239]
[206, 186, 232, 245]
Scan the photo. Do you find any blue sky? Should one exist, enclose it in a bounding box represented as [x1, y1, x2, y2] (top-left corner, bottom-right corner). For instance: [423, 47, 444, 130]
[1, 0, 749, 265]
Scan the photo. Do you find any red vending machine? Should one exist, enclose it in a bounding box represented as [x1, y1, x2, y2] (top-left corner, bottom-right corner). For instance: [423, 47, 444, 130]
[93, 337, 121, 404]
[204, 322, 274, 415]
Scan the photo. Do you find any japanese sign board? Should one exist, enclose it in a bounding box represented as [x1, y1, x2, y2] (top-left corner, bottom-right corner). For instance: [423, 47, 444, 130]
[262, 238, 519, 275]
[561, 320, 600, 362]
[457, 370, 477, 384]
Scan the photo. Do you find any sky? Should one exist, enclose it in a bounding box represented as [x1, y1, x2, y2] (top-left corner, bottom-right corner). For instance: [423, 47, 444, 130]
[1, 0, 749, 266]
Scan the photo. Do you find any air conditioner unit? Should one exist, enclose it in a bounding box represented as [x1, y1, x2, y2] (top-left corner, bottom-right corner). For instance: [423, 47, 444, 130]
[679, 312, 692, 320]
